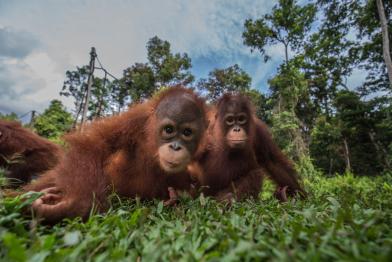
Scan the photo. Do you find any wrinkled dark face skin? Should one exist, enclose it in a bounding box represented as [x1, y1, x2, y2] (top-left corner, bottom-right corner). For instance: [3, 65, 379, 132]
[155, 94, 205, 174]
[218, 97, 251, 150]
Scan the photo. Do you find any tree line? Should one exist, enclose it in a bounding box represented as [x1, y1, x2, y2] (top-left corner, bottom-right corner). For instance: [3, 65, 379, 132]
[1, 0, 391, 176]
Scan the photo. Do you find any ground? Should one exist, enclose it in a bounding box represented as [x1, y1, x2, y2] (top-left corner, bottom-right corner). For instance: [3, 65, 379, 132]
[0, 168, 391, 261]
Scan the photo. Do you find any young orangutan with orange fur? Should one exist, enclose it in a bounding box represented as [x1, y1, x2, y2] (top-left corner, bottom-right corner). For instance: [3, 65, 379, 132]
[0, 120, 62, 187]
[21, 86, 207, 223]
[190, 93, 305, 202]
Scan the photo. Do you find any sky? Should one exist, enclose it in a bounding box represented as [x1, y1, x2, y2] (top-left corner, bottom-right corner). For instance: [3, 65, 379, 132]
[0, 0, 365, 120]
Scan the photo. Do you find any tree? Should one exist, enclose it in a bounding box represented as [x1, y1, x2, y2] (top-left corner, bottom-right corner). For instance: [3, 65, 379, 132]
[304, 0, 360, 116]
[268, 62, 310, 159]
[123, 63, 155, 103]
[355, 0, 392, 94]
[61, 66, 112, 123]
[147, 36, 194, 86]
[88, 77, 112, 119]
[243, 0, 316, 64]
[197, 64, 252, 102]
[109, 79, 130, 114]
[310, 116, 346, 175]
[242, 89, 272, 122]
[60, 66, 89, 123]
[242, 0, 317, 160]
[119, 36, 194, 103]
[33, 100, 73, 139]
[0, 112, 19, 122]
[311, 90, 392, 175]
[376, 0, 392, 85]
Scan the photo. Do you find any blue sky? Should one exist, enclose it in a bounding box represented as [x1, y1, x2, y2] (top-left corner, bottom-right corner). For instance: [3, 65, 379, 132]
[0, 0, 364, 118]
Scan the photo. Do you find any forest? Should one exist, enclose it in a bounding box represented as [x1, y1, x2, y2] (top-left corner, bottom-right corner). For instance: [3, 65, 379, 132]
[0, 0, 391, 261]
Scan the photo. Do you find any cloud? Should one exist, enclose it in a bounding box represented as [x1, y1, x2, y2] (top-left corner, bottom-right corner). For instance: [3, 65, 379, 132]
[0, 27, 65, 115]
[0, 0, 366, 116]
[0, 0, 278, 116]
[0, 27, 40, 59]
[0, 57, 45, 113]
[0, 0, 275, 74]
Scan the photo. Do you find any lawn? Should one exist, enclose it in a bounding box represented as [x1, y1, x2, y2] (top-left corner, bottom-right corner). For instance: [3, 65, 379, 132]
[1, 169, 391, 261]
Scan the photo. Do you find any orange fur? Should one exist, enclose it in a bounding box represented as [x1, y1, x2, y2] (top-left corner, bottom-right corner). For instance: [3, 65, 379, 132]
[0, 120, 62, 186]
[191, 93, 305, 201]
[21, 86, 207, 223]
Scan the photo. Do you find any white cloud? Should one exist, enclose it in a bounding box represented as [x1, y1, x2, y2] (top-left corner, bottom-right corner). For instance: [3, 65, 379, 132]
[22, 52, 67, 106]
[0, 0, 369, 117]
[0, 0, 278, 115]
[0, 56, 46, 114]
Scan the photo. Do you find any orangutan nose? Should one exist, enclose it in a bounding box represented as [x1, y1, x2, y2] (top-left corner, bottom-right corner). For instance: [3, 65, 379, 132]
[233, 126, 241, 132]
[169, 142, 182, 151]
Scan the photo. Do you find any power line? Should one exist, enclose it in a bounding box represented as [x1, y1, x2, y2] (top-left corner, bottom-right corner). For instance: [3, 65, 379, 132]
[19, 111, 33, 119]
[95, 55, 120, 81]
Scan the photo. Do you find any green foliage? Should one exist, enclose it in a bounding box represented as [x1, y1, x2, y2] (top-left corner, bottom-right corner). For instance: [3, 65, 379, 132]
[60, 66, 89, 118]
[0, 168, 6, 188]
[309, 91, 392, 176]
[147, 36, 194, 87]
[119, 36, 195, 105]
[268, 62, 310, 160]
[310, 116, 345, 175]
[0, 112, 19, 122]
[271, 110, 307, 161]
[305, 0, 360, 114]
[197, 64, 252, 102]
[1, 170, 391, 261]
[242, 0, 391, 176]
[242, 89, 272, 122]
[33, 100, 73, 139]
[269, 61, 308, 111]
[123, 63, 156, 103]
[88, 77, 112, 118]
[355, 0, 392, 93]
[61, 68, 126, 119]
[243, 0, 316, 62]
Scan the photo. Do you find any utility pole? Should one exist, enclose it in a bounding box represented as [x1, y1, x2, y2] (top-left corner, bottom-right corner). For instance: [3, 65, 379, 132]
[29, 110, 36, 127]
[80, 47, 96, 130]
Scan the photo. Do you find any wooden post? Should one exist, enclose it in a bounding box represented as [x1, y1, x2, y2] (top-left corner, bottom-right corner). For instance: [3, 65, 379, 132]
[80, 47, 96, 130]
[29, 110, 36, 127]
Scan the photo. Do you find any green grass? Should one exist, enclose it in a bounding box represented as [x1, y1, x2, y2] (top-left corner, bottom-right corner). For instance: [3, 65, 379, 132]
[1, 169, 392, 262]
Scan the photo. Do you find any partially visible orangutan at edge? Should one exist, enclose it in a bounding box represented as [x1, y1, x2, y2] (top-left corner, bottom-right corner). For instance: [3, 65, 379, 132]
[189, 93, 306, 202]
[18, 86, 208, 223]
[0, 120, 62, 187]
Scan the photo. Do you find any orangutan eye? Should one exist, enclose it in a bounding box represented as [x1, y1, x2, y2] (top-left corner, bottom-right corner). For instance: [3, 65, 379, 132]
[225, 116, 235, 126]
[164, 125, 174, 134]
[238, 115, 247, 125]
[183, 128, 193, 137]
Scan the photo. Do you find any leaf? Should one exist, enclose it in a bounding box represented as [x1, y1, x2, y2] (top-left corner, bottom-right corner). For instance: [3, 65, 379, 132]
[157, 201, 163, 214]
[327, 197, 340, 208]
[2, 232, 27, 262]
[63, 231, 81, 246]
[199, 193, 206, 207]
[129, 208, 142, 226]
